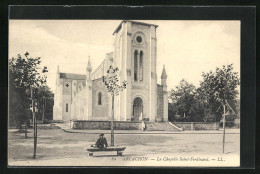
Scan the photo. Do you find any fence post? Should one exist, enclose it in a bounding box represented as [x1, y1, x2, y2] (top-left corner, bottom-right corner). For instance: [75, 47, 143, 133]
[191, 122, 194, 130]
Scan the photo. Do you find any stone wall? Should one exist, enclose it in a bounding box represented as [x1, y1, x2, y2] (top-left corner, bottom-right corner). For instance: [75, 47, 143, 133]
[70, 120, 142, 130]
[173, 122, 219, 130]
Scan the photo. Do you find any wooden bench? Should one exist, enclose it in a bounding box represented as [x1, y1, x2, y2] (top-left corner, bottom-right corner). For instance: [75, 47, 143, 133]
[85, 146, 126, 156]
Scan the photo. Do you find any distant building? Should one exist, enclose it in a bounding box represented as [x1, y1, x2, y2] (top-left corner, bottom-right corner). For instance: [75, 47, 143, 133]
[53, 20, 168, 122]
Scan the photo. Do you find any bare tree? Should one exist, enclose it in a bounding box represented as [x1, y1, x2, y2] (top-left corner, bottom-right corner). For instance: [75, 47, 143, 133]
[102, 66, 127, 146]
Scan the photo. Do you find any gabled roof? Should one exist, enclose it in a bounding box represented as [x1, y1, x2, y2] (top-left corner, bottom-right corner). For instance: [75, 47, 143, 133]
[113, 20, 159, 35]
[60, 72, 86, 80]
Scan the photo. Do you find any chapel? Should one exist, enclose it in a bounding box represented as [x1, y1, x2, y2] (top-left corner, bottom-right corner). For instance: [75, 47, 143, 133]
[53, 20, 168, 122]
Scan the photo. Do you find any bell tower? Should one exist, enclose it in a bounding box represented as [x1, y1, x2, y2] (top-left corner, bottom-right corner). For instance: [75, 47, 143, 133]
[113, 20, 158, 122]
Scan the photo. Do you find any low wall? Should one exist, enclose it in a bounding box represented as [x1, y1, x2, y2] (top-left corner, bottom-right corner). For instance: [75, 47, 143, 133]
[46, 120, 64, 123]
[70, 120, 142, 130]
[173, 122, 219, 130]
[219, 121, 240, 129]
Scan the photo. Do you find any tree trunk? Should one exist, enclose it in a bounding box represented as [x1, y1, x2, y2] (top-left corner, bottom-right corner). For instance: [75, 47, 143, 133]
[31, 87, 37, 159]
[111, 95, 114, 146]
[42, 98, 45, 123]
[25, 120, 27, 139]
[36, 113, 38, 153]
[222, 103, 226, 154]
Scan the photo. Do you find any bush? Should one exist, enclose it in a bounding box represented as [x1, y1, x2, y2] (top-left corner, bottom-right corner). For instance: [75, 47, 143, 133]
[219, 121, 235, 128]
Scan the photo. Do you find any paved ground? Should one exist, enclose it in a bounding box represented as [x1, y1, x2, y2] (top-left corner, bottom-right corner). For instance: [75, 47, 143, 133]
[8, 128, 240, 167]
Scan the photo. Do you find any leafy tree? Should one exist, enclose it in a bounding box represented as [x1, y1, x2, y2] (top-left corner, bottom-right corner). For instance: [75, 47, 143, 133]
[102, 66, 127, 146]
[168, 79, 197, 122]
[9, 53, 47, 89]
[235, 99, 240, 119]
[9, 52, 48, 158]
[194, 87, 222, 122]
[9, 81, 31, 129]
[34, 86, 54, 121]
[199, 64, 240, 121]
[168, 65, 239, 125]
[168, 103, 180, 122]
[199, 64, 239, 153]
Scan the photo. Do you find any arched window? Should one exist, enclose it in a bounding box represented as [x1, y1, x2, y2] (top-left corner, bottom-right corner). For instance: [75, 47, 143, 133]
[134, 50, 138, 81]
[139, 51, 143, 81]
[66, 103, 68, 112]
[98, 92, 102, 105]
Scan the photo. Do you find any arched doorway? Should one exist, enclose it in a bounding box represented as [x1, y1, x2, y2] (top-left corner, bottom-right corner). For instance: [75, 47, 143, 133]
[133, 97, 143, 121]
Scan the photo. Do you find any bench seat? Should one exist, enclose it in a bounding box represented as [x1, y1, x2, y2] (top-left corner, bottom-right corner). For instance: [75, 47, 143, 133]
[85, 146, 126, 156]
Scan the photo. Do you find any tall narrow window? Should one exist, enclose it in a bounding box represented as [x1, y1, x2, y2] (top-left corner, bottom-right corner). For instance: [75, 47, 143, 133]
[139, 51, 143, 81]
[66, 103, 68, 112]
[98, 92, 102, 105]
[134, 50, 138, 81]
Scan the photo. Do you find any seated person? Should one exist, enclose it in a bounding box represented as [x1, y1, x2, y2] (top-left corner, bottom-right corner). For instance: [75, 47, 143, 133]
[94, 133, 108, 149]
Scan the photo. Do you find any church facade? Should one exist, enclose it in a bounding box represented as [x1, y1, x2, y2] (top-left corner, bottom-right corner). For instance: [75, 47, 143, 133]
[53, 20, 168, 122]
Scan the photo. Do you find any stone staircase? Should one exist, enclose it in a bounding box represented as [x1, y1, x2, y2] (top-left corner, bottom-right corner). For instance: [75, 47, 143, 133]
[145, 122, 182, 132]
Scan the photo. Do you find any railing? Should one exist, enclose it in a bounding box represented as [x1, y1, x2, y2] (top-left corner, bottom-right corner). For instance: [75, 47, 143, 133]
[169, 122, 183, 131]
[172, 122, 219, 130]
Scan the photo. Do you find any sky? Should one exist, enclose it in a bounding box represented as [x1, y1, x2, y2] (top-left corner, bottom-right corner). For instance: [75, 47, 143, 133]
[9, 20, 240, 93]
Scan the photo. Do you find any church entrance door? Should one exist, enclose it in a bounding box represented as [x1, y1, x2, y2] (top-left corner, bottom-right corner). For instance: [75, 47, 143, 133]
[133, 97, 143, 121]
